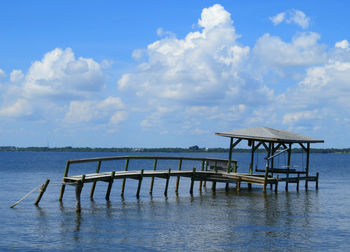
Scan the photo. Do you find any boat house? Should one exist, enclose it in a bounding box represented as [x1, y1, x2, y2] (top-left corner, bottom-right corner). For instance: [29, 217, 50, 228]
[216, 126, 324, 191]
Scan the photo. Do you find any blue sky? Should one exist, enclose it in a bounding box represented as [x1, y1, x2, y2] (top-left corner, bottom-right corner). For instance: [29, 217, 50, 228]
[0, 1, 349, 148]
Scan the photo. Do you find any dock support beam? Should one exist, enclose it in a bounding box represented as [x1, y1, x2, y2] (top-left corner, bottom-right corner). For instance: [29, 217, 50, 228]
[59, 161, 70, 201]
[34, 179, 50, 206]
[136, 169, 144, 198]
[149, 159, 158, 194]
[105, 171, 115, 201]
[121, 159, 129, 197]
[175, 159, 182, 194]
[75, 175, 85, 212]
[90, 161, 101, 200]
[203, 161, 208, 188]
[199, 160, 205, 191]
[164, 169, 171, 196]
[236, 178, 241, 192]
[190, 168, 196, 195]
[285, 143, 292, 191]
[305, 143, 310, 190]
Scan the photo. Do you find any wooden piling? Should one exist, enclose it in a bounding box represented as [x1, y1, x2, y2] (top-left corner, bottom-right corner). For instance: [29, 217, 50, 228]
[105, 171, 115, 201]
[121, 159, 129, 197]
[305, 143, 310, 190]
[316, 172, 319, 190]
[164, 168, 171, 196]
[248, 163, 252, 190]
[236, 178, 241, 192]
[59, 161, 70, 201]
[149, 159, 158, 194]
[203, 161, 208, 188]
[34, 179, 50, 206]
[175, 159, 182, 194]
[90, 161, 101, 200]
[211, 181, 216, 192]
[136, 169, 144, 198]
[263, 163, 269, 193]
[212, 161, 217, 192]
[199, 160, 205, 191]
[275, 175, 279, 192]
[190, 168, 196, 195]
[296, 173, 300, 191]
[75, 175, 85, 212]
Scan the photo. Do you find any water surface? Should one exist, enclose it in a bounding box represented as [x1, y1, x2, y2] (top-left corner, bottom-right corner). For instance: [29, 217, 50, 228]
[0, 152, 349, 251]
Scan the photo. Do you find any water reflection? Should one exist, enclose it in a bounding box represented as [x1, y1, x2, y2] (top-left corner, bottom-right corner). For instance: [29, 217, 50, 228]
[54, 183, 322, 251]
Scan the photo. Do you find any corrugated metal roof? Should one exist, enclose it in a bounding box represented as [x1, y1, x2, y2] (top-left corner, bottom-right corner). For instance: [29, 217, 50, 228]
[215, 127, 324, 143]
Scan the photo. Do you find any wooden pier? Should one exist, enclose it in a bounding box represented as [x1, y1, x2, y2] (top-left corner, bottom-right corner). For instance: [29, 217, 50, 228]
[59, 127, 323, 212]
[59, 156, 278, 211]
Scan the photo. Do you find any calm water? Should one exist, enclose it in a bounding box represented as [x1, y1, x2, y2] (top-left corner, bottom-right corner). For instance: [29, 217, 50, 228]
[0, 152, 349, 251]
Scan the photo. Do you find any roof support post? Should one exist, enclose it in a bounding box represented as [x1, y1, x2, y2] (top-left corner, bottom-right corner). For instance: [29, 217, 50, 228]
[271, 143, 275, 170]
[305, 143, 310, 190]
[249, 141, 255, 175]
[263, 142, 272, 192]
[286, 143, 292, 191]
[227, 137, 233, 173]
[248, 140, 255, 190]
[227, 138, 241, 173]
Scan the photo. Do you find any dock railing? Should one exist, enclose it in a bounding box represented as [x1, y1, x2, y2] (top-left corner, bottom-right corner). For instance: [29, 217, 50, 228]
[59, 155, 237, 201]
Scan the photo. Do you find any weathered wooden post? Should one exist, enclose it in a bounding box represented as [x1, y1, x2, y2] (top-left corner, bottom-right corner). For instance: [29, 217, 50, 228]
[149, 159, 158, 194]
[212, 161, 217, 192]
[199, 160, 205, 191]
[121, 158, 129, 197]
[263, 163, 269, 193]
[286, 143, 292, 191]
[34, 179, 50, 206]
[305, 143, 310, 190]
[136, 169, 144, 198]
[296, 173, 300, 191]
[275, 175, 279, 192]
[175, 159, 182, 194]
[105, 171, 115, 201]
[236, 177, 241, 192]
[316, 172, 319, 190]
[225, 181, 230, 191]
[164, 168, 171, 196]
[75, 175, 85, 212]
[190, 168, 196, 195]
[203, 161, 208, 187]
[90, 160, 102, 199]
[233, 161, 237, 173]
[59, 161, 71, 201]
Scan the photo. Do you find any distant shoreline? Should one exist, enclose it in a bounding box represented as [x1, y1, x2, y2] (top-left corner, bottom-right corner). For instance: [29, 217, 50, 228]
[0, 146, 349, 154]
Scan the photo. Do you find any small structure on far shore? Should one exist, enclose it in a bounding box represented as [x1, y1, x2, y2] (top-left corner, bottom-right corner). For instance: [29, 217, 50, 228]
[216, 126, 324, 191]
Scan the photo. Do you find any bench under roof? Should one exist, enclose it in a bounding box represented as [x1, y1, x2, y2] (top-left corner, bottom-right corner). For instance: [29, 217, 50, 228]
[216, 127, 324, 144]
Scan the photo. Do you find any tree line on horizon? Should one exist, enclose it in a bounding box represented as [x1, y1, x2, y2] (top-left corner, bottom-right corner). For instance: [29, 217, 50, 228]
[0, 145, 349, 154]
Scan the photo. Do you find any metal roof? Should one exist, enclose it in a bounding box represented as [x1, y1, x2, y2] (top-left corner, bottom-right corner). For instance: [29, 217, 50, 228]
[215, 127, 324, 143]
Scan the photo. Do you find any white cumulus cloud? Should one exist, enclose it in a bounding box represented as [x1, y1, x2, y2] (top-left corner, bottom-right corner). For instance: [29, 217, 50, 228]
[270, 9, 310, 29]
[0, 48, 108, 120]
[0, 69, 6, 79]
[117, 4, 274, 132]
[335, 40, 349, 50]
[23, 47, 105, 100]
[253, 32, 326, 67]
[64, 96, 126, 125]
[10, 70, 24, 83]
[0, 98, 32, 117]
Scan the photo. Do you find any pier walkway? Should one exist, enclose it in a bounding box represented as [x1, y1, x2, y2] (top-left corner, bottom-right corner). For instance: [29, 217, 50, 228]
[59, 155, 278, 211]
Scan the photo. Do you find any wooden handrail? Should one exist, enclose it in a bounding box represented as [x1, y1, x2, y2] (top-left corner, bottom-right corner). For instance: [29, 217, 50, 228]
[67, 155, 237, 164]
